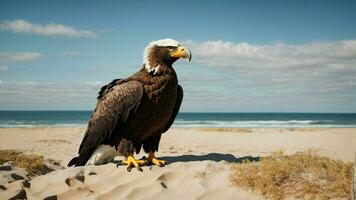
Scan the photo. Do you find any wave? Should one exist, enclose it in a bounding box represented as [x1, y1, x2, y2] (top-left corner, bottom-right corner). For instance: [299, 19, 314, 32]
[173, 120, 356, 128]
[175, 119, 321, 124]
[0, 120, 355, 128]
[0, 123, 86, 128]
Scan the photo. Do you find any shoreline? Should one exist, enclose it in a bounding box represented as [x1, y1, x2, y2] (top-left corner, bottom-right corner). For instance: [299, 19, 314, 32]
[2, 125, 356, 129]
[1, 127, 356, 163]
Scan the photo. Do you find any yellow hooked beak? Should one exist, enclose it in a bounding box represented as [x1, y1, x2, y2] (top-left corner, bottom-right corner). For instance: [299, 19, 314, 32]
[170, 46, 192, 62]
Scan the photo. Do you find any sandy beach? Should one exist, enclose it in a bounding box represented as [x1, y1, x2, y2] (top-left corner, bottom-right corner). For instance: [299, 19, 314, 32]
[1, 127, 355, 199]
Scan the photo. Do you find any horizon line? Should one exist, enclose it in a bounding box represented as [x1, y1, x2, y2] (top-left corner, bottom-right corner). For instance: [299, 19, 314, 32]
[0, 110, 356, 114]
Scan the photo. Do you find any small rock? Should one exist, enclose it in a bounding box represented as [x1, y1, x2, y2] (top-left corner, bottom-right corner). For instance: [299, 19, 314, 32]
[0, 162, 12, 171]
[10, 173, 25, 180]
[44, 195, 58, 200]
[8, 188, 27, 200]
[65, 178, 72, 186]
[22, 180, 31, 188]
[0, 169, 28, 185]
[75, 174, 85, 182]
[75, 170, 85, 182]
[0, 184, 6, 190]
[88, 172, 97, 176]
[160, 182, 168, 189]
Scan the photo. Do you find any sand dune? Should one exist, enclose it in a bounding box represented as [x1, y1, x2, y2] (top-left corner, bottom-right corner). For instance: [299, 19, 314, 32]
[1, 127, 356, 199]
[10, 161, 261, 200]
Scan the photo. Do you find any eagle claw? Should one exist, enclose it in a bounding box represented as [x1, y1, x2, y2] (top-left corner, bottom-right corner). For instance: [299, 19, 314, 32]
[137, 166, 143, 172]
[147, 152, 167, 167]
[119, 154, 146, 172]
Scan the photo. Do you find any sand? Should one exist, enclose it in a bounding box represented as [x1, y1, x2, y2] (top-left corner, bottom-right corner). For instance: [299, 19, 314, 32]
[1, 127, 356, 199]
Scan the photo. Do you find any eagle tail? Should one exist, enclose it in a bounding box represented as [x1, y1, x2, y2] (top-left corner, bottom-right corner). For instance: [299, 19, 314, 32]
[68, 148, 95, 167]
[67, 156, 78, 167]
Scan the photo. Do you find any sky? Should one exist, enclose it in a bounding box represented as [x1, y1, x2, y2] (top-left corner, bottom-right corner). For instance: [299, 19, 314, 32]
[0, 0, 356, 112]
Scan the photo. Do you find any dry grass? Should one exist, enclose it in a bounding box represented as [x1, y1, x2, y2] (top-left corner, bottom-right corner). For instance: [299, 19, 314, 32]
[230, 150, 353, 200]
[194, 171, 207, 178]
[200, 128, 253, 133]
[0, 149, 48, 177]
[35, 139, 71, 144]
[286, 128, 327, 132]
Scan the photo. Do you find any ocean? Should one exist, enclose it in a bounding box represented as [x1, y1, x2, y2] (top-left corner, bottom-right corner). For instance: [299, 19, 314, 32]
[0, 111, 356, 128]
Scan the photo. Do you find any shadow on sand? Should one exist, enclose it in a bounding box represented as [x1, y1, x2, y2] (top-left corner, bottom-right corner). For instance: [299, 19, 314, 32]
[160, 153, 260, 164]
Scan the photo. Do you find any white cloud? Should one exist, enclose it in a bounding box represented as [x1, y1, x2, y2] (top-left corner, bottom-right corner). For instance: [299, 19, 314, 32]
[185, 40, 356, 86]
[186, 40, 356, 69]
[0, 81, 104, 110]
[1, 39, 355, 112]
[85, 81, 104, 85]
[0, 52, 42, 75]
[0, 19, 97, 39]
[179, 39, 356, 112]
[0, 52, 42, 63]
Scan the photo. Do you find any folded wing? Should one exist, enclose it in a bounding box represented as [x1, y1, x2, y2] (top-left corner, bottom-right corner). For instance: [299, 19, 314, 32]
[74, 80, 144, 166]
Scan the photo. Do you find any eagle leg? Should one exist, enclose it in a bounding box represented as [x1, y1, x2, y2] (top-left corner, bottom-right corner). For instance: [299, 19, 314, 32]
[120, 154, 146, 172]
[147, 152, 166, 167]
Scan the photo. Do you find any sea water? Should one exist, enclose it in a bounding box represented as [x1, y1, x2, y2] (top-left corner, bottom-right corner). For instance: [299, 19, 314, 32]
[0, 111, 355, 128]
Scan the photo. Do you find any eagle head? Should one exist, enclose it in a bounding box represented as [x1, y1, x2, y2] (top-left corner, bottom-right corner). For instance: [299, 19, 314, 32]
[143, 38, 192, 74]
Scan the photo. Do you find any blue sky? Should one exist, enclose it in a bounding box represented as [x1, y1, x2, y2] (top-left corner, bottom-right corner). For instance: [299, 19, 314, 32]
[0, 0, 356, 112]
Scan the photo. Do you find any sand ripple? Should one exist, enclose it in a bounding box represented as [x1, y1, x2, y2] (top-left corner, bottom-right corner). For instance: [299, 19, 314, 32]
[16, 161, 262, 200]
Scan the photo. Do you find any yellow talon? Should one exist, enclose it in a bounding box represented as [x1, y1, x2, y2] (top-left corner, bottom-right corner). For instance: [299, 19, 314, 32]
[121, 154, 146, 171]
[147, 152, 166, 167]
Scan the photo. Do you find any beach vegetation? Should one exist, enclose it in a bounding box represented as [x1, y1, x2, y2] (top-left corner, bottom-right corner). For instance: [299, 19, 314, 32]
[230, 150, 353, 199]
[0, 149, 48, 177]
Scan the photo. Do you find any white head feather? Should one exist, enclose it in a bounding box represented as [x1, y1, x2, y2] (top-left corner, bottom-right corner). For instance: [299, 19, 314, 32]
[143, 38, 181, 74]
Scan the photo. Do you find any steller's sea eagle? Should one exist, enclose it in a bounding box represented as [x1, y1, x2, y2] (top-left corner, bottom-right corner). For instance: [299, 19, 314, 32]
[68, 39, 191, 171]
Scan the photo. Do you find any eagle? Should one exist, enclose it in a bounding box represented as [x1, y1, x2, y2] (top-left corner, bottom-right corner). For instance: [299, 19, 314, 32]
[68, 39, 191, 171]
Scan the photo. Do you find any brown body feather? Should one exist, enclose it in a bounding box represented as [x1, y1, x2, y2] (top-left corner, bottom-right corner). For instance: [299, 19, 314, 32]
[70, 63, 183, 166]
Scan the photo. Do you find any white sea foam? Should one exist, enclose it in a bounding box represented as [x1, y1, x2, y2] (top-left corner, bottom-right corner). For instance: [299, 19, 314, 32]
[0, 116, 354, 128]
[172, 120, 355, 128]
[0, 123, 86, 128]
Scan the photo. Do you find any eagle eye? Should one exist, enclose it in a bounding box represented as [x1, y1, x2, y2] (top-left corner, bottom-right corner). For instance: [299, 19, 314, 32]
[166, 46, 176, 51]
